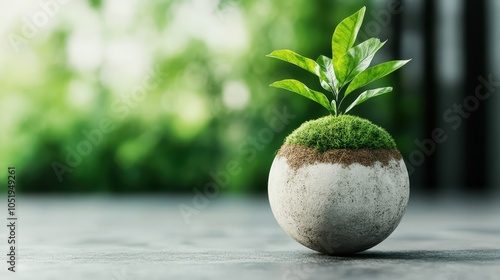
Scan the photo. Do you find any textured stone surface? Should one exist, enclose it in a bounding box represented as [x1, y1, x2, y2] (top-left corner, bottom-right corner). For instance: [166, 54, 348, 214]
[0, 195, 499, 280]
[268, 156, 410, 254]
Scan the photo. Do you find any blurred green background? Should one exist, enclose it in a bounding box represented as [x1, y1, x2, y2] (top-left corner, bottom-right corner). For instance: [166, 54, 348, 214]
[1, 0, 498, 194]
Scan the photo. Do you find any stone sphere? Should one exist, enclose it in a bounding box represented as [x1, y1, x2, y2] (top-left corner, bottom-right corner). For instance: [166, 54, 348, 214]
[268, 116, 410, 255]
[268, 146, 409, 255]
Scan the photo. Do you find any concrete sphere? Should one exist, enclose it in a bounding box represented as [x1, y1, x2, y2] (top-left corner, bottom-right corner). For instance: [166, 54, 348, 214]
[268, 149, 410, 255]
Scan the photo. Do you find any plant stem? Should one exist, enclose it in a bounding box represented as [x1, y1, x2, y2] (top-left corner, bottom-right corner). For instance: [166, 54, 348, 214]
[336, 86, 346, 115]
[338, 96, 346, 113]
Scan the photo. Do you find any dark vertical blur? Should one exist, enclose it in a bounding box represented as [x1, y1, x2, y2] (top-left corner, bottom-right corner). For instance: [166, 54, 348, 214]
[391, 0, 404, 153]
[397, 0, 497, 193]
[423, 0, 438, 192]
[464, 0, 489, 192]
[489, 0, 500, 194]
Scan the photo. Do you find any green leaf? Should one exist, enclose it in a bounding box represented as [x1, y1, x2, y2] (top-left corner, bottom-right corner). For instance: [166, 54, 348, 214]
[270, 79, 331, 111]
[316, 55, 338, 93]
[266, 50, 321, 77]
[335, 38, 386, 89]
[345, 87, 393, 113]
[332, 6, 366, 65]
[345, 60, 411, 95]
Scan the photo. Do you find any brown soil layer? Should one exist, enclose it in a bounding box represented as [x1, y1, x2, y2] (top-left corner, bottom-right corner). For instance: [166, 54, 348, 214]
[277, 144, 403, 170]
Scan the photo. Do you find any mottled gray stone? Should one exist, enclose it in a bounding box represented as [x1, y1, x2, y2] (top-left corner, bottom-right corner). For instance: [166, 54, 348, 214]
[268, 157, 410, 254]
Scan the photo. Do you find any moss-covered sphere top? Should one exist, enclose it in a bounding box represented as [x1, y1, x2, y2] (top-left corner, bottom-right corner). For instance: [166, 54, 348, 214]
[285, 115, 396, 152]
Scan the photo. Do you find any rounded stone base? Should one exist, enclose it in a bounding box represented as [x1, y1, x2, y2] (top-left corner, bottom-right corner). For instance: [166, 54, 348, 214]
[268, 146, 410, 255]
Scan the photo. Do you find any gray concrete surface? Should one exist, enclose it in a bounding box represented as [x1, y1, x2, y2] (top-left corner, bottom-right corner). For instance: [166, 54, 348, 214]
[0, 195, 499, 279]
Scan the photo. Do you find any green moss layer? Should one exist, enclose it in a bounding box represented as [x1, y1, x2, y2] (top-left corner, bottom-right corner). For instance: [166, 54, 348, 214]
[285, 115, 396, 152]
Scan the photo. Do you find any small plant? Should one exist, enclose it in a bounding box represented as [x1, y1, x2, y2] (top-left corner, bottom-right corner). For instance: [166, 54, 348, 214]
[267, 6, 410, 116]
[267, 7, 411, 255]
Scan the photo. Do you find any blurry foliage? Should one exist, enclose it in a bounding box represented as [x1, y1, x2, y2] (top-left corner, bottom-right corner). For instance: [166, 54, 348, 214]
[0, 0, 415, 193]
[88, 0, 103, 9]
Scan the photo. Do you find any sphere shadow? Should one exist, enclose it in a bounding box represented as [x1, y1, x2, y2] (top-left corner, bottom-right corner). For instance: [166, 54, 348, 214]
[310, 249, 500, 262]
